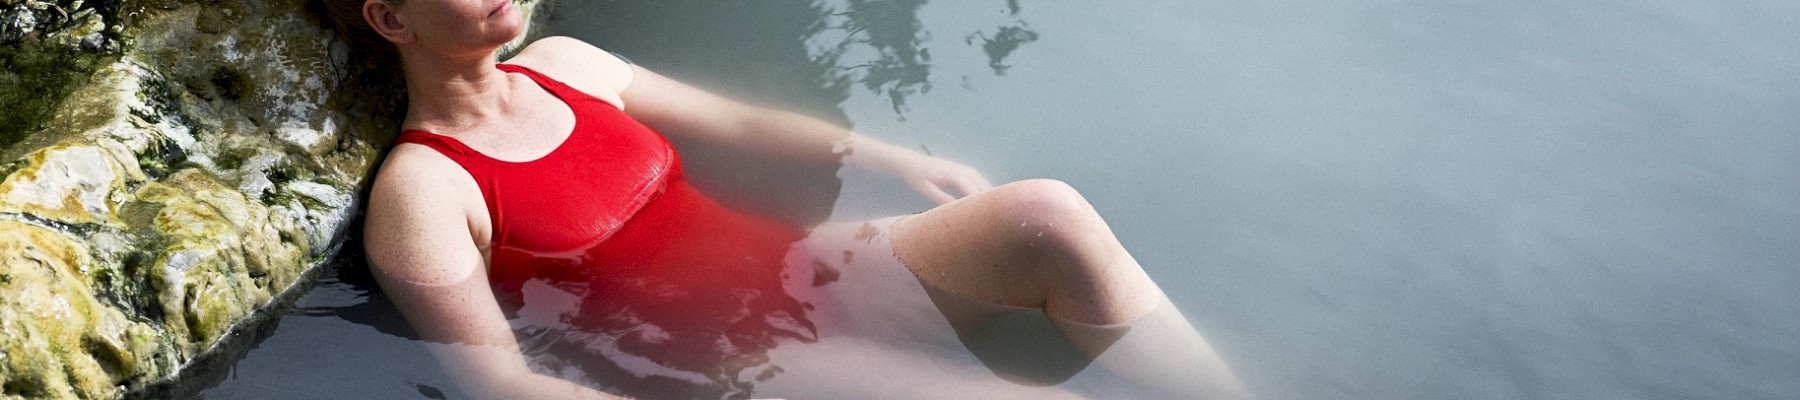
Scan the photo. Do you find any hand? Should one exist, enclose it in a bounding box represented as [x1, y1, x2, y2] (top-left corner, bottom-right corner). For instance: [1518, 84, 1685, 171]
[892, 153, 995, 204]
[841, 133, 995, 204]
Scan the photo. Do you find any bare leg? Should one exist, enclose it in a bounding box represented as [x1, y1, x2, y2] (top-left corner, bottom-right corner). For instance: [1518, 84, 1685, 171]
[891, 179, 1251, 398]
[754, 216, 1085, 400]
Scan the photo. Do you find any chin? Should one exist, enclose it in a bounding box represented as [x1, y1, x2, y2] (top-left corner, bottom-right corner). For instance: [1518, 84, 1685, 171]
[482, 18, 527, 49]
[501, 12, 528, 36]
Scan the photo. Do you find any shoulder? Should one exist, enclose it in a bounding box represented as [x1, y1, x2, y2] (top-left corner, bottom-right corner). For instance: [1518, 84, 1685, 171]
[504, 36, 636, 108]
[364, 144, 487, 285]
[371, 144, 468, 199]
[368, 144, 481, 226]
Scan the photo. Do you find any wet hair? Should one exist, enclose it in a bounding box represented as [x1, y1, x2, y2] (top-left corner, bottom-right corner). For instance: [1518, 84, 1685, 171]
[319, 0, 403, 59]
[312, 0, 409, 131]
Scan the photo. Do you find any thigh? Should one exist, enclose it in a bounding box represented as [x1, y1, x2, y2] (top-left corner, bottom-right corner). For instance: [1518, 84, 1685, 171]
[887, 182, 1053, 309]
[768, 216, 1100, 397]
[888, 179, 1160, 325]
[778, 216, 964, 345]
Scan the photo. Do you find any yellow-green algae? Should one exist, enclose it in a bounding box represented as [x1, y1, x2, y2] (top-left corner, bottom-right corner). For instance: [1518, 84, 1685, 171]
[0, 220, 160, 400]
[132, 169, 304, 353]
[0, 144, 134, 225]
[0, 0, 552, 398]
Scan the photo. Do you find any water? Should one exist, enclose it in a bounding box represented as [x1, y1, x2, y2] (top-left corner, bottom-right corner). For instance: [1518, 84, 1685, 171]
[198, 1, 1800, 399]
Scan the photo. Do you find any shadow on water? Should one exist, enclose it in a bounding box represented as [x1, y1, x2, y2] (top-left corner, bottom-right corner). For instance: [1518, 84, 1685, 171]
[288, 239, 416, 340]
[131, 241, 374, 400]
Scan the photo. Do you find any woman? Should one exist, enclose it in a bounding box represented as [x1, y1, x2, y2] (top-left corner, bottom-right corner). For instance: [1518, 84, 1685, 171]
[327, 0, 1249, 398]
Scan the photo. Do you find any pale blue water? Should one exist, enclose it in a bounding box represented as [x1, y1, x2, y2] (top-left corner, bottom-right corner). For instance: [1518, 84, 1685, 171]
[200, 1, 1800, 399]
[819, 2, 1800, 398]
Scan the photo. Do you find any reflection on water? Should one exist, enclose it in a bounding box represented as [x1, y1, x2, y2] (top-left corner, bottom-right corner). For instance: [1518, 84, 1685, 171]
[808, 0, 933, 116]
[288, 251, 820, 400]
[500, 265, 816, 399]
[805, 0, 1040, 116]
[968, 24, 1039, 76]
[963, 3, 1038, 76]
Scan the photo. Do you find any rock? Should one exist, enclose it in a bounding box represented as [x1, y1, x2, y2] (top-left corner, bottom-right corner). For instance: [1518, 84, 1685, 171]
[0, 220, 163, 400]
[0, 144, 130, 225]
[0, 0, 551, 398]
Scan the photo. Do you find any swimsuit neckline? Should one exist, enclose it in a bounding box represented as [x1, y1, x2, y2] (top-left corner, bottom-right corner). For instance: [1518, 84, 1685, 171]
[398, 63, 581, 165]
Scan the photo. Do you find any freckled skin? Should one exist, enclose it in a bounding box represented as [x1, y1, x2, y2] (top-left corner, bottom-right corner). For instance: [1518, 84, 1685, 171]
[890, 179, 1157, 325]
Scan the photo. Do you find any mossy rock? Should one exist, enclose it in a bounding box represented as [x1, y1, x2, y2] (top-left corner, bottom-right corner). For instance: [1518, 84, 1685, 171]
[0, 220, 162, 400]
[0, 0, 554, 397]
[0, 142, 141, 225]
[131, 169, 303, 352]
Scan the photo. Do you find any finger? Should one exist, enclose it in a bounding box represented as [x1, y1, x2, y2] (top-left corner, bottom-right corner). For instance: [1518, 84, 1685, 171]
[950, 177, 984, 199]
[964, 173, 995, 193]
[914, 180, 957, 204]
[952, 167, 994, 193]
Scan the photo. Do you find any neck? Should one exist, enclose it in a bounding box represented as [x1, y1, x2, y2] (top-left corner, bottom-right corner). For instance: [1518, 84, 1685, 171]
[399, 49, 513, 134]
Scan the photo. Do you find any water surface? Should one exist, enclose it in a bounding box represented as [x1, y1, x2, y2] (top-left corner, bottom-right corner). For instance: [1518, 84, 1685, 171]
[200, 1, 1800, 399]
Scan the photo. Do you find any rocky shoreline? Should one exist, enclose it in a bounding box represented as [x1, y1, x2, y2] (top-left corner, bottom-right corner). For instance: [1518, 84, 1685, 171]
[0, 1, 545, 398]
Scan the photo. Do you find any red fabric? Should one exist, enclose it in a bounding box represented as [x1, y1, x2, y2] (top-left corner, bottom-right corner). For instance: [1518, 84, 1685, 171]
[391, 64, 824, 395]
[391, 63, 806, 309]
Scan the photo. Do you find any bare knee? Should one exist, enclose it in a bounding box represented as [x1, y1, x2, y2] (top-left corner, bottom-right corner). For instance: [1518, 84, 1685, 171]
[991, 180, 1155, 321]
[896, 179, 1146, 316]
[989, 179, 1113, 254]
[992, 180, 1119, 257]
[991, 179, 1097, 231]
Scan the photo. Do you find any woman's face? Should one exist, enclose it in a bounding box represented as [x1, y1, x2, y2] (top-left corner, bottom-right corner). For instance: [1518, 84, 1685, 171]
[389, 0, 523, 57]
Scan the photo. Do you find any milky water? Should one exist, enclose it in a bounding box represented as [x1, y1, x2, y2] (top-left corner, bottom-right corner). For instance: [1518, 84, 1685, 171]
[199, 1, 1799, 399]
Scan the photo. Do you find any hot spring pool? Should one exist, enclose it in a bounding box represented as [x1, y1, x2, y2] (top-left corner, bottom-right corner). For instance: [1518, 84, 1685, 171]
[196, 1, 1800, 399]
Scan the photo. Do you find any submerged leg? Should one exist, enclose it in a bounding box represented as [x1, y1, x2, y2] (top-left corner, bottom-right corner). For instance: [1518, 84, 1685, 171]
[1064, 296, 1250, 399]
[891, 179, 1251, 398]
[755, 216, 1089, 400]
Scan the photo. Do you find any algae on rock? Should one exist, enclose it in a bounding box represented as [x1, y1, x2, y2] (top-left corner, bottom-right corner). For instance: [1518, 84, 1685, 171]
[0, 220, 162, 400]
[0, 0, 123, 151]
[0, 0, 548, 398]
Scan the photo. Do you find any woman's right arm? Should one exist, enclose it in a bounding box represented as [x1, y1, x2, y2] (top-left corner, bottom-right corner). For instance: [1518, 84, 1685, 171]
[363, 146, 627, 400]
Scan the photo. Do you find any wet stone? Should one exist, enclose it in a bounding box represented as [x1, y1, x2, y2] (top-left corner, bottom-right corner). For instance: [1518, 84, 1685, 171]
[0, 0, 552, 397]
[0, 220, 163, 400]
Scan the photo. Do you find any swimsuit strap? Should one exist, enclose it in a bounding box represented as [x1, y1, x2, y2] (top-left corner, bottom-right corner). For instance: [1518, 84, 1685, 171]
[391, 63, 597, 165]
[394, 129, 482, 163]
[389, 128, 507, 254]
[496, 63, 585, 101]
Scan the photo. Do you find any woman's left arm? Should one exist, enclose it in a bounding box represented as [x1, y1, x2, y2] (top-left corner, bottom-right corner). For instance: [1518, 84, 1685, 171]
[620, 66, 846, 165]
[622, 65, 994, 204]
[518, 36, 992, 203]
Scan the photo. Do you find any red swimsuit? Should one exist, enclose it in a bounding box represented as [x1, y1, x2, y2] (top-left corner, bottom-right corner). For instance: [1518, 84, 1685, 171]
[392, 64, 814, 390]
